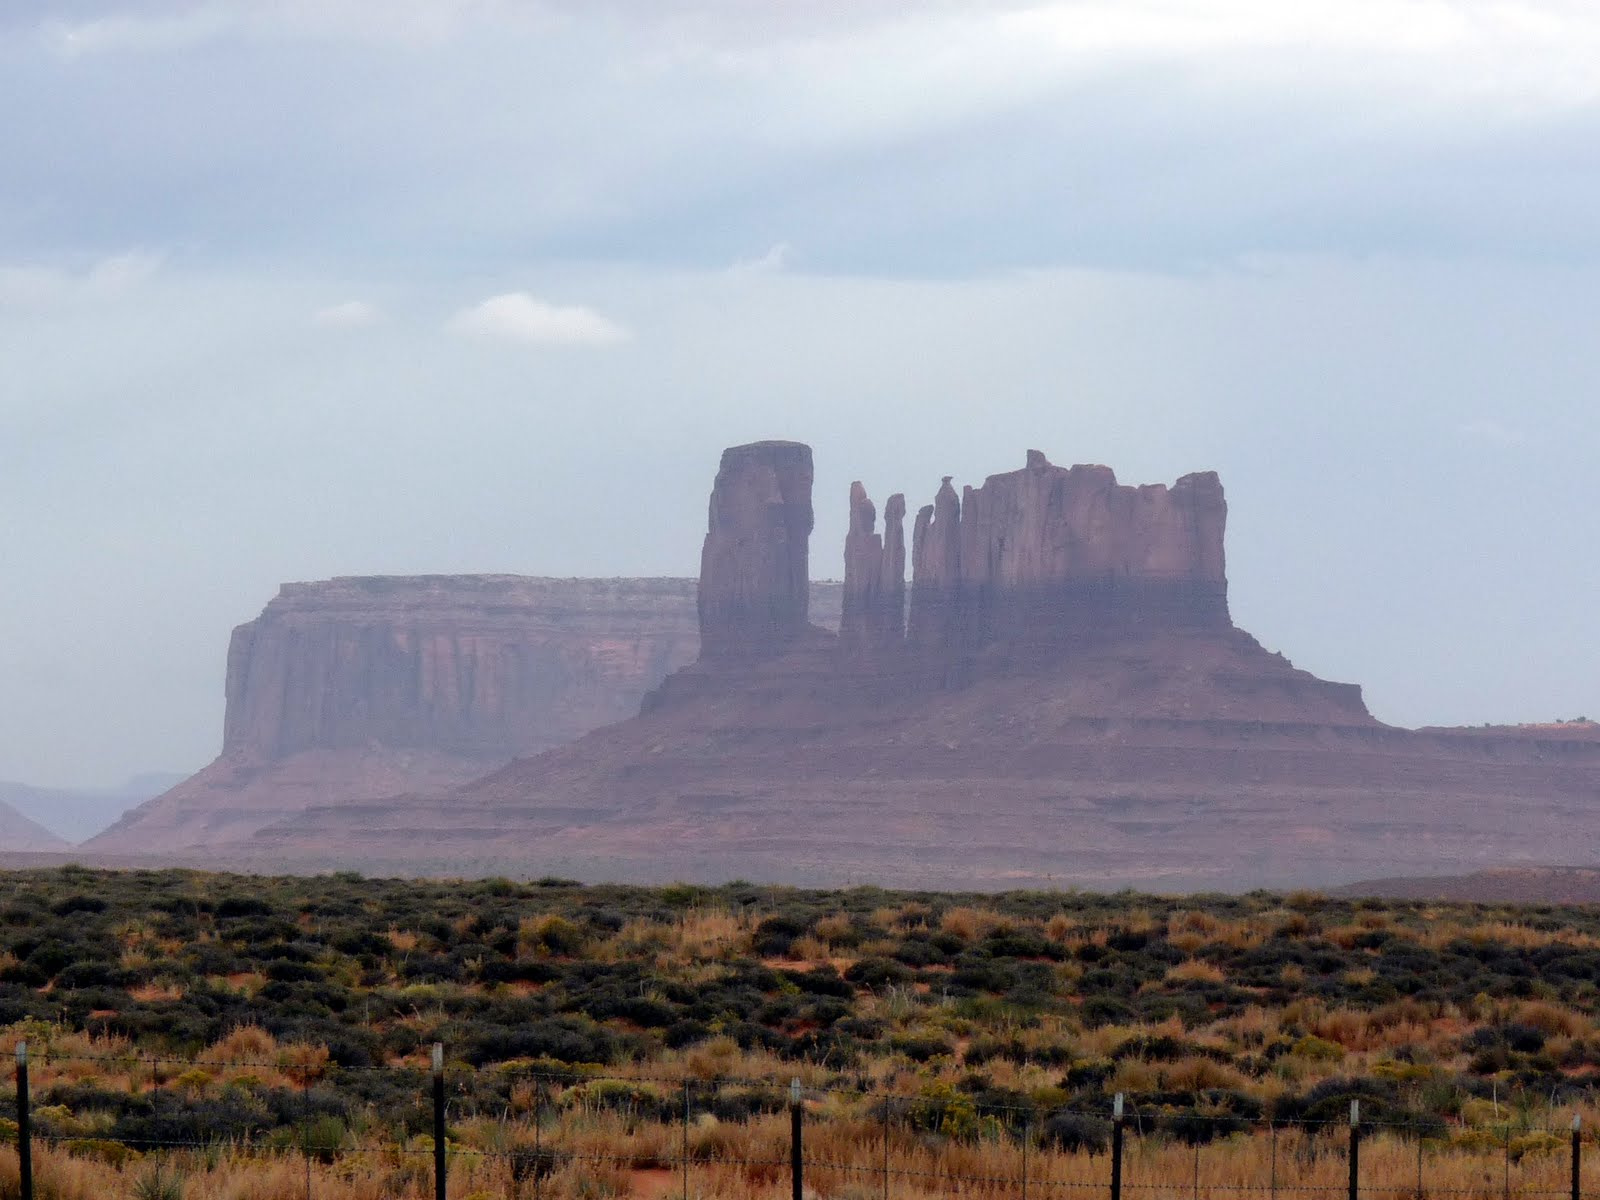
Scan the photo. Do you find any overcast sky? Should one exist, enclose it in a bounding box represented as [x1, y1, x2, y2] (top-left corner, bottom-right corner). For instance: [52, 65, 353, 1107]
[4, 0, 1599, 788]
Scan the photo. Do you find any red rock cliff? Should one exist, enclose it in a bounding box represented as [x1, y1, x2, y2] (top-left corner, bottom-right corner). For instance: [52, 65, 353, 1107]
[223, 575, 707, 758]
[91, 573, 843, 851]
[907, 451, 1229, 655]
[698, 441, 816, 660]
[840, 483, 906, 651]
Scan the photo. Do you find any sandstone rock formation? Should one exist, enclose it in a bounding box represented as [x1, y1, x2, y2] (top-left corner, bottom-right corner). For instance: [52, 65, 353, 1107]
[905, 451, 1229, 660]
[222, 576, 707, 759]
[840, 483, 906, 651]
[90, 573, 843, 852]
[698, 441, 815, 661]
[84, 440, 1600, 891]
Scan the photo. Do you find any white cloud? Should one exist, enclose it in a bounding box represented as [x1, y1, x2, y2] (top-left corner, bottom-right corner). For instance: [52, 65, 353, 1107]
[1459, 417, 1533, 444]
[313, 300, 381, 328]
[85, 250, 163, 295]
[731, 242, 792, 274]
[446, 292, 629, 346]
[0, 251, 161, 308]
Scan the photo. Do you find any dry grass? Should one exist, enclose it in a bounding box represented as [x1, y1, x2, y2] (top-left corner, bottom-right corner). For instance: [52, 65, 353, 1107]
[1165, 959, 1227, 985]
[5, 1108, 1585, 1200]
[939, 907, 1006, 942]
[16, 880, 1600, 1200]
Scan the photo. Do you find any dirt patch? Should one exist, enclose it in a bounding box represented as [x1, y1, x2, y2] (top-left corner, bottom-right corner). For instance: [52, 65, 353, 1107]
[627, 1167, 679, 1200]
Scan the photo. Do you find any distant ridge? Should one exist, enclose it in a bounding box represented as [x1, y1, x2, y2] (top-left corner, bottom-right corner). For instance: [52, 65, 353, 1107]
[1333, 867, 1600, 905]
[0, 792, 72, 852]
[0, 775, 184, 844]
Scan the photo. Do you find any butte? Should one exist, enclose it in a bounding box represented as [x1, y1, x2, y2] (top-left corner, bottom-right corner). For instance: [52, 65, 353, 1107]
[230, 441, 1600, 889]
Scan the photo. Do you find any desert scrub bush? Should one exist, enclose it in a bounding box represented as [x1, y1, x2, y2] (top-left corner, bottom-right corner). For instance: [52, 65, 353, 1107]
[1040, 1110, 1111, 1153]
[750, 914, 810, 957]
[61, 1138, 142, 1168]
[562, 1079, 667, 1121]
[10, 865, 1600, 1161]
[888, 1032, 953, 1063]
[518, 915, 587, 958]
[906, 1081, 982, 1141]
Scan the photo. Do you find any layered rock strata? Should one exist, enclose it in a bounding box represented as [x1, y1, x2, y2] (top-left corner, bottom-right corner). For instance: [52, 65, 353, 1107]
[90, 573, 843, 852]
[222, 575, 707, 759]
[907, 451, 1229, 660]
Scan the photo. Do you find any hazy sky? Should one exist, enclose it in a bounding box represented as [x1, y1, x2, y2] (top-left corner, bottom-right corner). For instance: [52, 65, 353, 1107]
[4, 0, 1599, 788]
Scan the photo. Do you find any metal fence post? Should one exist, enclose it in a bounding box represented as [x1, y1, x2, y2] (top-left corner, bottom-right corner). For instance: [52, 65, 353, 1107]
[1349, 1101, 1360, 1200]
[432, 1043, 446, 1200]
[533, 1080, 544, 1200]
[881, 1092, 890, 1200]
[681, 1079, 690, 1200]
[1111, 1093, 1124, 1200]
[301, 1055, 312, 1200]
[16, 1042, 32, 1200]
[1269, 1123, 1277, 1200]
[790, 1079, 804, 1200]
[1021, 1113, 1030, 1200]
[1574, 1116, 1583, 1200]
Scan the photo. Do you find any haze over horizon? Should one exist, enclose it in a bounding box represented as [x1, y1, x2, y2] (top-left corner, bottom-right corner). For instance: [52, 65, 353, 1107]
[5, 0, 1599, 789]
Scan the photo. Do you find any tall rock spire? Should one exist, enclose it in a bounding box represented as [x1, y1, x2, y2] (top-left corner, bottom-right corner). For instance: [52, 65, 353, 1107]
[878, 492, 907, 645]
[840, 482, 881, 648]
[908, 477, 963, 651]
[697, 440, 815, 660]
[841, 483, 908, 650]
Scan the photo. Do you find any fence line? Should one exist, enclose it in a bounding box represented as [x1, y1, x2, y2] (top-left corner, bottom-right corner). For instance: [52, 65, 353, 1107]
[6, 1041, 1598, 1200]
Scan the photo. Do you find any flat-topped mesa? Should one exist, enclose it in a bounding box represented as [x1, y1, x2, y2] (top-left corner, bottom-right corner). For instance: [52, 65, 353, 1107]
[840, 483, 908, 650]
[909, 450, 1231, 653]
[221, 575, 708, 760]
[697, 440, 815, 661]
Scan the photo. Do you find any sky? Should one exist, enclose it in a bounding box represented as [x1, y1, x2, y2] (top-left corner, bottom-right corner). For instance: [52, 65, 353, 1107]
[3, 0, 1599, 788]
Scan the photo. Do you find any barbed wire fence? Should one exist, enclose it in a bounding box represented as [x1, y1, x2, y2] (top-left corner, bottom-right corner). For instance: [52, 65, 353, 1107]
[5, 1042, 1597, 1200]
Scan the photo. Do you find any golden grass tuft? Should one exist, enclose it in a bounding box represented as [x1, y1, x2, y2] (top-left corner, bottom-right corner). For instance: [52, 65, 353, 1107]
[939, 907, 1005, 942]
[1165, 959, 1227, 985]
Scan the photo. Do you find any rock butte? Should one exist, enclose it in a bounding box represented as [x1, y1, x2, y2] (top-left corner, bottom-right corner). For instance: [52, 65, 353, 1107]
[698, 441, 815, 661]
[204, 441, 1600, 890]
[89, 574, 842, 852]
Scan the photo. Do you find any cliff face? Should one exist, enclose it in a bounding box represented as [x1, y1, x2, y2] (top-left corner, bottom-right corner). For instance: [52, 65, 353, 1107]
[90, 573, 844, 851]
[698, 442, 815, 661]
[224, 574, 845, 759]
[223, 576, 705, 759]
[907, 452, 1229, 657]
